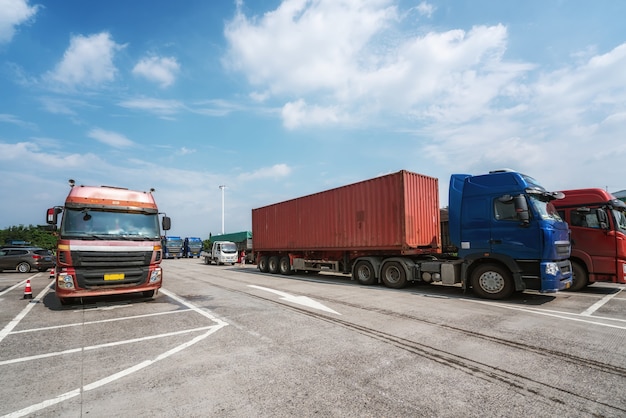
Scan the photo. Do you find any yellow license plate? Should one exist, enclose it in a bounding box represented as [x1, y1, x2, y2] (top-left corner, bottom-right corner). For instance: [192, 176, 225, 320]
[104, 273, 125, 281]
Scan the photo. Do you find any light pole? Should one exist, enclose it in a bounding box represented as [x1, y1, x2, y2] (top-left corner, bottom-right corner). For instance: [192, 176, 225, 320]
[219, 185, 226, 234]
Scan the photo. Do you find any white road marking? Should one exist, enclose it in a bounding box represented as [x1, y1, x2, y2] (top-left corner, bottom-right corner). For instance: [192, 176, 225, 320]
[0, 273, 43, 297]
[0, 282, 52, 343]
[580, 287, 625, 316]
[248, 285, 341, 315]
[9, 309, 192, 334]
[0, 287, 228, 418]
[0, 325, 218, 366]
[462, 298, 626, 330]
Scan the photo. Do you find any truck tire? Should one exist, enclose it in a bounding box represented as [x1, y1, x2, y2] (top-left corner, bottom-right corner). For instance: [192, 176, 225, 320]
[279, 256, 293, 275]
[204, 257, 210, 265]
[471, 264, 514, 299]
[268, 256, 280, 274]
[354, 260, 376, 285]
[568, 261, 589, 291]
[381, 261, 407, 289]
[143, 290, 155, 298]
[258, 256, 269, 273]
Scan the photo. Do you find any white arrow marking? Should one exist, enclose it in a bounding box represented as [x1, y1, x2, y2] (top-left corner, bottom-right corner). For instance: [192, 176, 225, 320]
[248, 285, 341, 315]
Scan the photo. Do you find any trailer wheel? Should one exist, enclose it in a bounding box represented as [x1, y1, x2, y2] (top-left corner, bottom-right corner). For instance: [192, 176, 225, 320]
[354, 260, 376, 285]
[381, 261, 407, 289]
[568, 261, 589, 291]
[258, 256, 269, 273]
[268, 256, 280, 274]
[279, 256, 293, 275]
[471, 264, 514, 299]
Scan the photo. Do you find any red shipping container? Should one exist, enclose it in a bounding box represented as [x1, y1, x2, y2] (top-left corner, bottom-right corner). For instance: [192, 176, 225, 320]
[252, 170, 440, 253]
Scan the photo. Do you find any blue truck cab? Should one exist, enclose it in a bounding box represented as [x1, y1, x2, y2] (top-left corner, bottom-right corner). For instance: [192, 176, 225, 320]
[162, 235, 183, 259]
[448, 169, 572, 298]
[183, 237, 203, 258]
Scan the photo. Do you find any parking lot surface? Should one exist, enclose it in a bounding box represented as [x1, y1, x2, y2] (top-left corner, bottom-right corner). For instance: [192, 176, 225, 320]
[1, 259, 625, 417]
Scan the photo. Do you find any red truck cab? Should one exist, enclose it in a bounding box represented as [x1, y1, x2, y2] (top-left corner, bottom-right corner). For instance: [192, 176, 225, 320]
[553, 188, 626, 290]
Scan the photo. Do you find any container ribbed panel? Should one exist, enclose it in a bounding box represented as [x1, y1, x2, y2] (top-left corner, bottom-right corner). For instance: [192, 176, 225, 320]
[252, 170, 440, 252]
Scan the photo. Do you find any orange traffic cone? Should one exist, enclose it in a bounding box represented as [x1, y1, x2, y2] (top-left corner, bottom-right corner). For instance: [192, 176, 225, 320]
[23, 279, 33, 299]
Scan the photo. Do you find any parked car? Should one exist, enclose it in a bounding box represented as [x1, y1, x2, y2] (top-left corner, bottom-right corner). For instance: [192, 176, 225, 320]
[0, 247, 55, 273]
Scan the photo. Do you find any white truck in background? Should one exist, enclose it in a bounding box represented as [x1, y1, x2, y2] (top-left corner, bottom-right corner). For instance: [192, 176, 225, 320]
[201, 241, 238, 265]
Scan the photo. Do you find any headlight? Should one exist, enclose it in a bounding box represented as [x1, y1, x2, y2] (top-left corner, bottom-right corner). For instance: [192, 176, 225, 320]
[58, 274, 75, 289]
[150, 269, 162, 283]
[545, 263, 559, 276]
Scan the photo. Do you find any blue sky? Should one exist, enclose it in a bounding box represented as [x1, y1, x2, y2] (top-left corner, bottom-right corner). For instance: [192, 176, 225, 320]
[1, 0, 626, 239]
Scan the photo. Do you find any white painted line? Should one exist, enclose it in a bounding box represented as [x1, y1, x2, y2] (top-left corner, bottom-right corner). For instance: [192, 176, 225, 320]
[0, 325, 218, 366]
[462, 298, 626, 330]
[160, 287, 229, 325]
[0, 283, 52, 343]
[580, 287, 625, 316]
[2, 325, 225, 418]
[248, 284, 341, 315]
[9, 309, 193, 334]
[0, 273, 44, 297]
[1, 287, 229, 418]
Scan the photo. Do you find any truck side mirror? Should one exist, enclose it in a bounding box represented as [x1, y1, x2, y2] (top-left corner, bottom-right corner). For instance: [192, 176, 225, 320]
[513, 195, 530, 225]
[46, 207, 62, 225]
[162, 216, 171, 231]
[596, 209, 609, 230]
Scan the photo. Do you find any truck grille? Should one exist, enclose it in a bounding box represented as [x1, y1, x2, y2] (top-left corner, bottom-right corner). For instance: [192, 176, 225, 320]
[555, 241, 570, 257]
[69, 251, 152, 288]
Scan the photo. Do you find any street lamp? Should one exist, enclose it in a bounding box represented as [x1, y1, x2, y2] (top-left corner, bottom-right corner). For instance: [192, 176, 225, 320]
[219, 185, 226, 234]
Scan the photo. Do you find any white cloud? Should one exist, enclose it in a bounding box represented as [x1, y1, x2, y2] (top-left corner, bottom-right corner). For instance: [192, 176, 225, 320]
[281, 99, 346, 129]
[240, 164, 292, 180]
[416, 1, 435, 18]
[0, 0, 39, 44]
[87, 128, 134, 148]
[132, 56, 180, 88]
[45, 32, 125, 89]
[118, 97, 184, 116]
[224, 1, 530, 128]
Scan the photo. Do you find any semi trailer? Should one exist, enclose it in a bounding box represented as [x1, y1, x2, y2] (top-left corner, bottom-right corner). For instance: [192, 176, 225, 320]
[251, 169, 572, 299]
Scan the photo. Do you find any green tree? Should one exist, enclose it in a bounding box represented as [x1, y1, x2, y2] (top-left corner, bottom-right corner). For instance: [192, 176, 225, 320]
[0, 225, 58, 250]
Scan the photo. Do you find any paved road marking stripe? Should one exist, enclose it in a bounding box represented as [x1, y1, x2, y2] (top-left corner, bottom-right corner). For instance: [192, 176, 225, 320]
[0, 283, 52, 343]
[0, 325, 217, 366]
[9, 309, 193, 334]
[463, 298, 626, 330]
[580, 287, 625, 316]
[2, 325, 226, 418]
[0, 273, 44, 297]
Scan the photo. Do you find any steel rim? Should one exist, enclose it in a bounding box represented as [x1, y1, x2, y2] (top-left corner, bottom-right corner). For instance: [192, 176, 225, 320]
[479, 271, 505, 293]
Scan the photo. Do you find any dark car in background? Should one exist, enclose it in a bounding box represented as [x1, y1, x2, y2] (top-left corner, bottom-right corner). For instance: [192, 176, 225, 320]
[0, 247, 55, 273]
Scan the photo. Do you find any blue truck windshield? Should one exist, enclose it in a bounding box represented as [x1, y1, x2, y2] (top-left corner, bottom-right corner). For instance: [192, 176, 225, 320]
[61, 208, 160, 239]
[529, 195, 563, 221]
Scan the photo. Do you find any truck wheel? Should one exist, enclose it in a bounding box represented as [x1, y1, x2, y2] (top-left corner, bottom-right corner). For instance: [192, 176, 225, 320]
[279, 256, 293, 275]
[568, 261, 589, 291]
[143, 290, 155, 298]
[471, 264, 514, 299]
[268, 256, 280, 274]
[258, 256, 269, 273]
[354, 260, 377, 285]
[381, 261, 407, 289]
[204, 257, 210, 265]
[16, 262, 31, 273]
